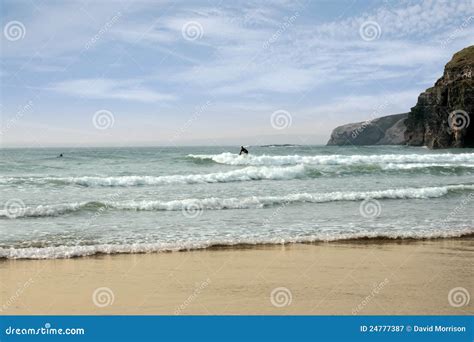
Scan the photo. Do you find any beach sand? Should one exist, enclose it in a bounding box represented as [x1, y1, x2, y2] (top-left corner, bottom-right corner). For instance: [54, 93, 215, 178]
[1, 238, 472, 315]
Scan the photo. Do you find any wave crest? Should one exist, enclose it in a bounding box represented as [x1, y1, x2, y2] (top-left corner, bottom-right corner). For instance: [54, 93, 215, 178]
[0, 165, 307, 187]
[2, 160, 473, 188]
[1, 230, 473, 259]
[187, 152, 474, 166]
[2, 184, 472, 218]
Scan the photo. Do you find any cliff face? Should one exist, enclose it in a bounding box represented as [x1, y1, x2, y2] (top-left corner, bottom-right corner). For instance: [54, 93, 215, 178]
[327, 45, 473, 148]
[405, 45, 474, 148]
[327, 113, 408, 146]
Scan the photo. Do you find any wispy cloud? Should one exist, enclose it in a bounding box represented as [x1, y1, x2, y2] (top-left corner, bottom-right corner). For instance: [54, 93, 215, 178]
[50, 78, 176, 102]
[156, 1, 473, 97]
[1, 0, 473, 146]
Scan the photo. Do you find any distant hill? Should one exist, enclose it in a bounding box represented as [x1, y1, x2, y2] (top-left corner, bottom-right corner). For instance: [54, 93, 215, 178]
[327, 113, 408, 146]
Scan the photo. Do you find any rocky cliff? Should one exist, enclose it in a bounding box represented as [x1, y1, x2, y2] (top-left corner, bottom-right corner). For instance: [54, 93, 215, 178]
[327, 113, 408, 146]
[405, 45, 473, 148]
[327, 45, 473, 148]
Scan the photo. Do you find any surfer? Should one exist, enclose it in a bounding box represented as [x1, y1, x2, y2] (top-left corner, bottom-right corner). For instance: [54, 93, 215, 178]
[239, 146, 248, 155]
[58, 153, 63, 158]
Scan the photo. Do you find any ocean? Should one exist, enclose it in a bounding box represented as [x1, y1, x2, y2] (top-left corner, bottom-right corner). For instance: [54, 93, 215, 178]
[1, 145, 473, 259]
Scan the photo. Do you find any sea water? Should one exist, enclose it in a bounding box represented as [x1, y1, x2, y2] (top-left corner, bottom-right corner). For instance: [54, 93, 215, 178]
[0, 145, 473, 259]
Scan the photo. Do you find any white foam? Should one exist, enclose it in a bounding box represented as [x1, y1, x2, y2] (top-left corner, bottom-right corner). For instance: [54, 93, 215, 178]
[2, 184, 472, 218]
[0, 165, 307, 186]
[3, 159, 473, 188]
[382, 163, 474, 170]
[1, 228, 472, 259]
[113, 184, 472, 211]
[188, 152, 474, 166]
[0, 202, 87, 218]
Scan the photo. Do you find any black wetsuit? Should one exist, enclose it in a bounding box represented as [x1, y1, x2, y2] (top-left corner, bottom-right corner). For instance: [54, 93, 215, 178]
[239, 147, 248, 155]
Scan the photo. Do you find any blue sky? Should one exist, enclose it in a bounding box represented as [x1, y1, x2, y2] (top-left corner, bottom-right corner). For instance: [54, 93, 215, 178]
[1, 0, 473, 147]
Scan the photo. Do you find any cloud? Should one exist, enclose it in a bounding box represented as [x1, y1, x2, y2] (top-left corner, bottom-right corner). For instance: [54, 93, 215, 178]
[283, 89, 422, 142]
[2, 0, 473, 147]
[160, 1, 473, 98]
[7, 0, 472, 96]
[314, 0, 474, 39]
[50, 78, 176, 102]
[303, 89, 420, 120]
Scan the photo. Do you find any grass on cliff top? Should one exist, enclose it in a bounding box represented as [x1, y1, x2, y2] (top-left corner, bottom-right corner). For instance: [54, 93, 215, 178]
[446, 45, 474, 69]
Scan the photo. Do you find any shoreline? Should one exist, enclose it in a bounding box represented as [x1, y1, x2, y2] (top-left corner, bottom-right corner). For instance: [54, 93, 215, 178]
[1, 237, 472, 315]
[1, 233, 473, 260]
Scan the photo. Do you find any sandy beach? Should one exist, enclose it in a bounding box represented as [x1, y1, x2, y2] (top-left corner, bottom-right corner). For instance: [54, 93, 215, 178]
[1, 238, 472, 315]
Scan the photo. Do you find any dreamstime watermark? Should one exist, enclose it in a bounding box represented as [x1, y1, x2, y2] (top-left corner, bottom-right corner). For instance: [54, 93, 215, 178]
[359, 21, 382, 41]
[359, 198, 382, 218]
[262, 12, 299, 49]
[448, 287, 470, 307]
[352, 99, 393, 139]
[270, 110, 292, 130]
[3, 20, 26, 41]
[92, 287, 115, 308]
[169, 100, 212, 145]
[270, 287, 293, 307]
[84, 11, 122, 50]
[85, 190, 124, 226]
[0, 100, 33, 136]
[181, 21, 203, 41]
[447, 109, 470, 132]
[182, 202, 204, 218]
[0, 278, 34, 313]
[262, 199, 291, 227]
[174, 278, 211, 314]
[351, 118, 375, 140]
[352, 278, 389, 315]
[5, 323, 85, 336]
[93, 109, 115, 130]
[441, 16, 474, 48]
[2, 199, 26, 219]
[440, 192, 474, 228]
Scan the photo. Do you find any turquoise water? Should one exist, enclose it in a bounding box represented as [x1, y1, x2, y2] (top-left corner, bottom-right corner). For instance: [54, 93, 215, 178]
[0, 145, 473, 259]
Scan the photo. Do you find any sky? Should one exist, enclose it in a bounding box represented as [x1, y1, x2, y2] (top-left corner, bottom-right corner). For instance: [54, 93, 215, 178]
[0, 0, 473, 147]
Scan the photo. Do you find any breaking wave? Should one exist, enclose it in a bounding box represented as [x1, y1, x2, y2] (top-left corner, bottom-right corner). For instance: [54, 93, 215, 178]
[3, 163, 473, 188]
[2, 184, 473, 218]
[187, 152, 474, 166]
[0, 165, 307, 187]
[1, 230, 473, 259]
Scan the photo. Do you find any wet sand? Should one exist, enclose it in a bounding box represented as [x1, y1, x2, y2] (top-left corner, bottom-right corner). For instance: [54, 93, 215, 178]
[0, 238, 473, 315]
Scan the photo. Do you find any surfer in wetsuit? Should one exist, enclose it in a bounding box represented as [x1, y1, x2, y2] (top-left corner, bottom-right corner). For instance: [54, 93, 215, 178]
[58, 153, 63, 158]
[239, 146, 248, 155]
